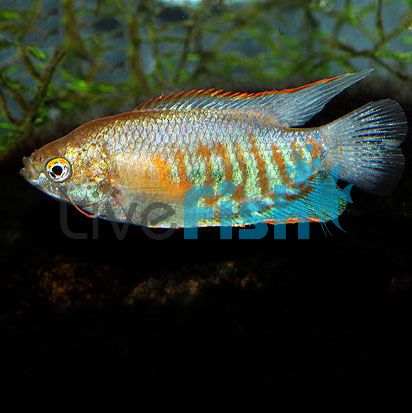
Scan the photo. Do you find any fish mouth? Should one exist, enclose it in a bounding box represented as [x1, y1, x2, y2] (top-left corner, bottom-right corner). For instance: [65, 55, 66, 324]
[20, 156, 38, 182]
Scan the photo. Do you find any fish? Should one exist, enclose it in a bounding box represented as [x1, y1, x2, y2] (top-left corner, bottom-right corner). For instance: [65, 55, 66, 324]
[21, 69, 407, 228]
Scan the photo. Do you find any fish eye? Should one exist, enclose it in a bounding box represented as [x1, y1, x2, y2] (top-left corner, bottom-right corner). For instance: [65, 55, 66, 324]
[45, 157, 72, 182]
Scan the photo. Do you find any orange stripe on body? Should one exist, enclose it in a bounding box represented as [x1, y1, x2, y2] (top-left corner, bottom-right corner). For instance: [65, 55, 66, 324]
[248, 134, 269, 196]
[271, 144, 318, 203]
[272, 144, 293, 187]
[197, 142, 213, 185]
[215, 142, 233, 183]
[175, 149, 188, 182]
[290, 137, 306, 165]
[308, 137, 322, 159]
[165, 150, 191, 198]
[204, 142, 234, 209]
[152, 157, 172, 185]
[195, 143, 222, 208]
[233, 143, 248, 202]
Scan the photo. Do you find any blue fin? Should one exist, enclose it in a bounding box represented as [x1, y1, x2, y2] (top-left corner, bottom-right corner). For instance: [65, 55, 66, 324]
[231, 173, 350, 226]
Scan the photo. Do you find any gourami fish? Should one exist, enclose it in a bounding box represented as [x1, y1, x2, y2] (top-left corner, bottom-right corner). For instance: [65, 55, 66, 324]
[21, 69, 407, 228]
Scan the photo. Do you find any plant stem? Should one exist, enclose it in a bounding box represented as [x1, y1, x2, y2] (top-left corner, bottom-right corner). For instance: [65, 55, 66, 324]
[0, 71, 28, 112]
[19, 49, 65, 144]
[0, 90, 19, 124]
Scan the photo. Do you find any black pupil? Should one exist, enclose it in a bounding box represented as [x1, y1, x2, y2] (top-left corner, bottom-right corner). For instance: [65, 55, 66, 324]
[51, 165, 63, 176]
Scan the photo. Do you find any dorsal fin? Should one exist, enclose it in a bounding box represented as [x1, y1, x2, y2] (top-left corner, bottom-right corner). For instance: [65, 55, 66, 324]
[133, 69, 373, 127]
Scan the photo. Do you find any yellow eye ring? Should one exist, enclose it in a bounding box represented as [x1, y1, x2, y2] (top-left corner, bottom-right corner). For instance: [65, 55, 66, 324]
[45, 157, 72, 183]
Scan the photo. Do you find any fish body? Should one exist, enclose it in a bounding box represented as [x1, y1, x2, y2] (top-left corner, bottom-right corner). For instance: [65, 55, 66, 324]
[21, 70, 407, 228]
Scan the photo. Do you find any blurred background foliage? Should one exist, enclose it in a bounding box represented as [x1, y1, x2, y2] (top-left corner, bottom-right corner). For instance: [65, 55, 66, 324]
[0, 0, 411, 155]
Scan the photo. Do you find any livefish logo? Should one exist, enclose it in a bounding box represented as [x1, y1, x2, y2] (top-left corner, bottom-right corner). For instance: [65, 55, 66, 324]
[58, 160, 353, 240]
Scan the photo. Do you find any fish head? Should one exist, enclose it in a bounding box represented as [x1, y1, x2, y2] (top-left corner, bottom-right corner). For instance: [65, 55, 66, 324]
[21, 132, 111, 212]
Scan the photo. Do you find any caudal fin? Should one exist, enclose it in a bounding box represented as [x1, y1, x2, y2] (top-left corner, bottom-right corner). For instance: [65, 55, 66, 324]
[324, 99, 407, 195]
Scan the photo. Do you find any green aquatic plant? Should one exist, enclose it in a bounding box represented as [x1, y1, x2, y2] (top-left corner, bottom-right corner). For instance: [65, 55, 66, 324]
[0, 0, 411, 155]
[0, 48, 65, 152]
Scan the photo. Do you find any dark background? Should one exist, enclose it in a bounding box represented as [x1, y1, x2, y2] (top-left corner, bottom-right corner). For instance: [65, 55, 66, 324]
[1, 89, 412, 409]
[1, 0, 412, 409]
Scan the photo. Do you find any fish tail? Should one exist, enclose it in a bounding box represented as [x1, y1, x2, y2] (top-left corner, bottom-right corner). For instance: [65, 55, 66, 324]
[323, 99, 407, 195]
